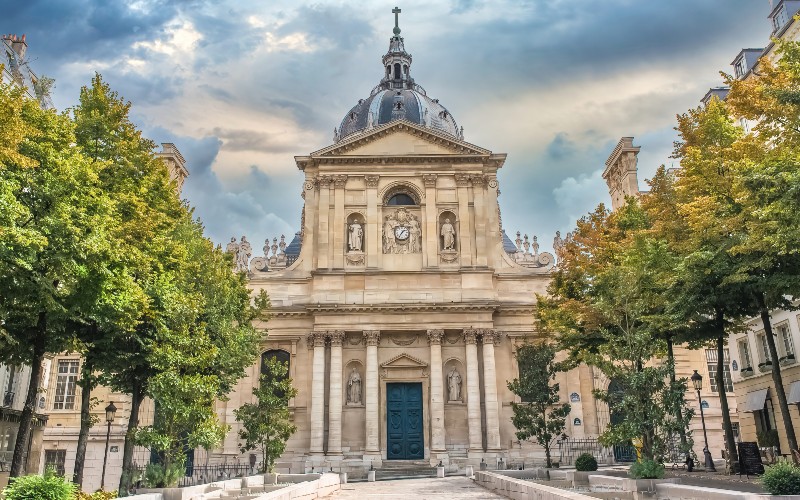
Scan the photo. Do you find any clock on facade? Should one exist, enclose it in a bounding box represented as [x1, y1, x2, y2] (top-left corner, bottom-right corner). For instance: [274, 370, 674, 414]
[394, 225, 410, 241]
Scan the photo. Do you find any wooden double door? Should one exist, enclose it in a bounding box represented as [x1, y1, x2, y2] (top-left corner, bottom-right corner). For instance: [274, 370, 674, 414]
[386, 382, 424, 460]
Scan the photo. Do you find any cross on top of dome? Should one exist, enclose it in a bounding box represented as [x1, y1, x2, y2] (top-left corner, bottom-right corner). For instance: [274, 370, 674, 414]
[392, 6, 402, 36]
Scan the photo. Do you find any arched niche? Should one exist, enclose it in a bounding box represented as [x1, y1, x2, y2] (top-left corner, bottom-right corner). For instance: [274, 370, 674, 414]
[344, 360, 365, 407]
[443, 357, 465, 404]
[438, 210, 458, 252]
[346, 212, 366, 255]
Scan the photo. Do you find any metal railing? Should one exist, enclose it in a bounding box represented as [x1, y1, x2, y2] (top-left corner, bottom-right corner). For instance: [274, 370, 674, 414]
[132, 463, 256, 488]
[557, 437, 611, 466]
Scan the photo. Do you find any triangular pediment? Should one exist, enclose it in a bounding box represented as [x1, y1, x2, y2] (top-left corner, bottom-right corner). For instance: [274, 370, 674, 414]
[381, 353, 428, 369]
[310, 120, 491, 157]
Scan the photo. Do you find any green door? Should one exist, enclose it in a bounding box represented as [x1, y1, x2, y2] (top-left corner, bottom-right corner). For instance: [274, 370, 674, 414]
[386, 382, 424, 460]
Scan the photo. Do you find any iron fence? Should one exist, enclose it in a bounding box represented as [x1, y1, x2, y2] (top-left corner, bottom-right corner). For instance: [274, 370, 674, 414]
[131, 462, 257, 488]
[557, 437, 612, 466]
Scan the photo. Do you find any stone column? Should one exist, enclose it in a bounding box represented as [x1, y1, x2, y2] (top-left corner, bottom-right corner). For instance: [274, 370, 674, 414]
[481, 329, 501, 451]
[427, 329, 447, 461]
[308, 331, 327, 455]
[464, 328, 483, 454]
[366, 175, 380, 268]
[327, 330, 345, 456]
[471, 175, 488, 267]
[364, 330, 381, 458]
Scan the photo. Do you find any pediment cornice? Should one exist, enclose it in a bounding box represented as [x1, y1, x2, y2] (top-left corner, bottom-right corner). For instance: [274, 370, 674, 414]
[381, 353, 428, 369]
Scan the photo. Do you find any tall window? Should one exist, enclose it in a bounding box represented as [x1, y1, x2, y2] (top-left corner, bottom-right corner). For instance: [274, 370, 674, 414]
[758, 333, 772, 363]
[44, 450, 66, 476]
[777, 323, 795, 359]
[53, 360, 79, 410]
[706, 348, 734, 393]
[739, 339, 753, 368]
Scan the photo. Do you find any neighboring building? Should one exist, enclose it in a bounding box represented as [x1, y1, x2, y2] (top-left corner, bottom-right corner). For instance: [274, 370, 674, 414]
[601, 137, 739, 461]
[723, 0, 800, 456]
[156, 143, 189, 194]
[2, 33, 53, 109]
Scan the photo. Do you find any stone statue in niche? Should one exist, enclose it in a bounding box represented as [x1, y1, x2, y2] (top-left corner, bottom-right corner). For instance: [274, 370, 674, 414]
[447, 366, 462, 402]
[347, 367, 362, 405]
[441, 218, 456, 251]
[409, 217, 421, 253]
[348, 221, 363, 252]
[237, 236, 252, 272]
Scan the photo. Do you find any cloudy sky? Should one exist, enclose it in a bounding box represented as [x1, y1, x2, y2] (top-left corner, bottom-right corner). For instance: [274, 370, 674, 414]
[7, 0, 771, 253]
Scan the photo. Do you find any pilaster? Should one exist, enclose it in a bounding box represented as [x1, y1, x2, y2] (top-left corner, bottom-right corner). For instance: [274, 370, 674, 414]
[316, 176, 332, 270]
[364, 330, 381, 457]
[423, 174, 438, 268]
[455, 174, 473, 266]
[366, 175, 380, 268]
[333, 176, 347, 269]
[472, 175, 488, 267]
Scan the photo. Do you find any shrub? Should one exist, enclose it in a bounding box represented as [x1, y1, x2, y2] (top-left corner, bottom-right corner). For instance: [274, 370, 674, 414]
[629, 459, 665, 479]
[757, 429, 780, 448]
[2, 468, 77, 500]
[142, 461, 185, 488]
[575, 453, 598, 471]
[762, 460, 800, 495]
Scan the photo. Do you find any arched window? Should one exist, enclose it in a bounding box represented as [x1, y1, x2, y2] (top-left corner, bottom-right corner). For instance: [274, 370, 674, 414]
[403, 64, 409, 75]
[387, 193, 416, 206]
[261, 349, 291, 398]
[394, 63, 401, 79]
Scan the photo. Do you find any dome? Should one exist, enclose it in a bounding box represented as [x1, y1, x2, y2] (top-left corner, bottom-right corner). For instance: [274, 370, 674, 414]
[334, 16, 463, 143]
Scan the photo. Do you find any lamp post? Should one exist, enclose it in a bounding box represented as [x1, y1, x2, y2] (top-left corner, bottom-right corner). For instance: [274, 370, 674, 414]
[101, 401, 117, 490]
[690, 370, 716, 472]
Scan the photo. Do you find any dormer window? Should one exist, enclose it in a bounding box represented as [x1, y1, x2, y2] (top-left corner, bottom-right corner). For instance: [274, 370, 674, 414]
[734, 57, 746, 78]
[773, 4, 789, 32]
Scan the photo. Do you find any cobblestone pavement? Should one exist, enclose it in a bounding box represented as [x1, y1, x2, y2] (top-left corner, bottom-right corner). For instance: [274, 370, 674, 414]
[328, 476, 505, 499]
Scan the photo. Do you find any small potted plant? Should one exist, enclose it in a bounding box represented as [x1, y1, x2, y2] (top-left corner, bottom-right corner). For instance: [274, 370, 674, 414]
[780, 353, 796, 366]
[759, 360, 774, 373]
[740, 366, 754, 377]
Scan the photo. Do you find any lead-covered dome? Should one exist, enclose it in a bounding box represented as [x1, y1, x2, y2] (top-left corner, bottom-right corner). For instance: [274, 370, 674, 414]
[334, 13, 463, 143]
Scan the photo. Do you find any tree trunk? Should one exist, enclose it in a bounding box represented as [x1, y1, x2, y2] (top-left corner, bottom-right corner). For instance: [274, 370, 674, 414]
[667, 336, 688, 451]
[73, 358, 94, 487]
[715, 310, 738, 471]
[758, 296, 798, 454]
[544, 442, 552, 468]
[10, 313, 46, 477]
[119, 384, 144, 496]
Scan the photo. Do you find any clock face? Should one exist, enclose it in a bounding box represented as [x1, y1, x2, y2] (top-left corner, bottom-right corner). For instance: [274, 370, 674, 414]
[394, 226, 410, 241]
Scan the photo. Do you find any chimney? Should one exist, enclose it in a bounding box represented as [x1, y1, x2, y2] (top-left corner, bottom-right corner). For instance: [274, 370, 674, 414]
[3, 34, 28, 60]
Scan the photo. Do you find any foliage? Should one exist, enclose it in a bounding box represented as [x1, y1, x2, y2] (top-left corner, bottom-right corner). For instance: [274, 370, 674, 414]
[762, 460, 800, 495]
[507, 343, 571, 468]
[235, 358, 299, 473]
[574, 453, 598, 472]
[142, 461, 186, 489]
[1, 469, 77, 500]
[629, 459, 665, 480]
[539, 199, 694, 461]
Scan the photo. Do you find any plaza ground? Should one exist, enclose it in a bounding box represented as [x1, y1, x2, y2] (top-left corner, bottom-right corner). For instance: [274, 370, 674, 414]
[329, 476, 505, 499]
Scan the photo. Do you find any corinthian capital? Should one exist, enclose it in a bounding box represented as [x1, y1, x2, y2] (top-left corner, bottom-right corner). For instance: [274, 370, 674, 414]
[481, 329, 501, 345]
[365, 175, 380, 188]
[464, 328, 479, 344]
[427, 329, 445, 345]
[329, 330, 346, 346]
[307, 331, 327, 348]
[364, 330, 381, 346]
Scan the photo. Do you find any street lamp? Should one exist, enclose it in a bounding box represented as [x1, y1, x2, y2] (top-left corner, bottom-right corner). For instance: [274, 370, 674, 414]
[691, 370, 716, 472]
[101, 401, 117, 490]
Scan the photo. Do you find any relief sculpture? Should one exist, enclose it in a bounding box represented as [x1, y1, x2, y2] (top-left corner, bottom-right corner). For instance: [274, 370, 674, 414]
[383, 208, 421, 254]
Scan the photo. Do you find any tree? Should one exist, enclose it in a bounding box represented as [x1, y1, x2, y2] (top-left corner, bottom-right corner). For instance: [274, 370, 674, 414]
[0, 80, 118, 477]
[539, 199, 694, 461]
[507, 343, 570, 468]
[235, 358, 298, 473]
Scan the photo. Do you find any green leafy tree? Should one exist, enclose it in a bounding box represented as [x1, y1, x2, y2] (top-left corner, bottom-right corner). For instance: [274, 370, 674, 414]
[235, 358, 298, 473]
[507, 343, 570, 468]
[0, 80, 118, 477]
[2, 468, 77, 500]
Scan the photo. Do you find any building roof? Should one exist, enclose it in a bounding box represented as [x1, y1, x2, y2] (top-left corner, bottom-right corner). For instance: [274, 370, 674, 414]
[335, 14, 462, 143]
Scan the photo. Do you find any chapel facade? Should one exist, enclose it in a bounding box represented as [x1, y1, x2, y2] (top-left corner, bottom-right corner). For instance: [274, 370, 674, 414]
[229, 15, 605, 474]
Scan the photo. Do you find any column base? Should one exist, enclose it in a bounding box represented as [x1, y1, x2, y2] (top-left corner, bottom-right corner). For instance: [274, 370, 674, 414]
[362, 453, 383, 469]
[430, 451, 450, 467]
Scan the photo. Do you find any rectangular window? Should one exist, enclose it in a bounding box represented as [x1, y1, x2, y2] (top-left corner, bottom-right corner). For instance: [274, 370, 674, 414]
[739, 339, 752, 368]
[758, 333, 772, 362]
[44, 449, 66, 476]
[706, 348, 734, 393]
[53, 360, 79, 410]
[732, 422, 741, 441]
[734, 58, 746, 78]
[777, 323, 794, 360]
